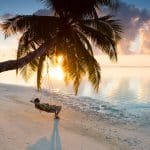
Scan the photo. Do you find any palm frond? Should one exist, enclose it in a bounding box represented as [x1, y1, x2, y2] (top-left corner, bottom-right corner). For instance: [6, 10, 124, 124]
[61, 44, 85, 94]
[19, 59, 38, 81]
[79, 24, 118, 61]
[39, 0, 119, 18]
[98, 15, 122, 41]
[96, 0, 119, 9]
[17, 31, 32, 59]
[76, 30, 94, 56]
[60, 30, 101, 94]
[37, 55, 46, 90]
[83, 15, 122, 42]
[16, 30, 40, 74]
[39, 0, 52, 8]
[1, 15, 60, 39]
[62, 53, 85, 94]
[72, 31, 101, 92]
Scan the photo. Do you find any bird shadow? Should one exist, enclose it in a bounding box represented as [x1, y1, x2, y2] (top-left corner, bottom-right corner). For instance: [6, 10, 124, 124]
[27, 119, 62, 150]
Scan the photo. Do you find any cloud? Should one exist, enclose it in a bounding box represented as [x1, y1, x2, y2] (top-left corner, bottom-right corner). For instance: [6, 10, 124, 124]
[112, 2, 150, 54]
[0, 2, 150, 55]
[34, 3, 150, 55]
[139, 20, 150, 54]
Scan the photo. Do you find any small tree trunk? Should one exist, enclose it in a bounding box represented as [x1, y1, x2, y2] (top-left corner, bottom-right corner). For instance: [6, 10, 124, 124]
[0, 43, 48, 73]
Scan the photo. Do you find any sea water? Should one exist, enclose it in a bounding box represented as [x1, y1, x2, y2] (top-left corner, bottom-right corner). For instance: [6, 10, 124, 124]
[52, 68, 150, 127]
[0, 67, 149, 127]
[77, 68, 150, 126]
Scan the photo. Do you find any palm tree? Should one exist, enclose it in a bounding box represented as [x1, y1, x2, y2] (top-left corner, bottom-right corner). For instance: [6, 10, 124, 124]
[0, 0, 122, 94]
[40, 0, 119, 19]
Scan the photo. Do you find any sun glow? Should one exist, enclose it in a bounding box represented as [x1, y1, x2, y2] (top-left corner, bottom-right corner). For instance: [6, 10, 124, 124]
[48, 55, 64, 80]
[57, 55, 63, 64]
[49, 66, 64, 80]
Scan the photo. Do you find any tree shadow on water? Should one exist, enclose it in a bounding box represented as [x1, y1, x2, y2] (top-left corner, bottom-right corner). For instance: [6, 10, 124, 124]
[27, 119, 62, 150]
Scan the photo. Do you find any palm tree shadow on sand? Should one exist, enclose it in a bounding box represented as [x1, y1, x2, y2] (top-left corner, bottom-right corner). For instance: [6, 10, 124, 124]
[27, 119, 62, 150]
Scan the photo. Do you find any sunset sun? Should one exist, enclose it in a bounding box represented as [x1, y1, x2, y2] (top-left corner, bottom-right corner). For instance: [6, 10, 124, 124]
[48, 55, 64, 80]
[49, 66, 64, 80]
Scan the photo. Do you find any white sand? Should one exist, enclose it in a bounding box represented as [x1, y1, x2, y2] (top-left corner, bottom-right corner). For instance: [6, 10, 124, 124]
[0, 84, 150, 150]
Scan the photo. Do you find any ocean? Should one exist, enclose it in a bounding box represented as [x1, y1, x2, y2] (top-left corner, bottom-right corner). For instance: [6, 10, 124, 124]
[49, 67, 150, 127]
[0, 67, 150, 127]
[0, 66, 149, 150]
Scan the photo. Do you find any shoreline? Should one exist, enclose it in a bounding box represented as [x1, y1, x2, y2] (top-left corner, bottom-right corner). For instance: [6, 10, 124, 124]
[0, 93, 111, 150]
[0, 83, 150, 150]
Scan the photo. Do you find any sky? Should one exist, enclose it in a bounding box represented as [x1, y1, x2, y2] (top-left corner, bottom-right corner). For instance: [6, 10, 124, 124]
[0, 0, 149, 15]
[0, 0, 44, 15]
[125, 0, 150, 10]
[0, 0, 150, 14]
[0, 0, 150, 55]
[0, 0, 150, 58]
[0, 0, 150, 85]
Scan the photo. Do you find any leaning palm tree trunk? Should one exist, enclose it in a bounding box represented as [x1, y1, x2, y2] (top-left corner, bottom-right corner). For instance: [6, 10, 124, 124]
[0, 43, 48, 73]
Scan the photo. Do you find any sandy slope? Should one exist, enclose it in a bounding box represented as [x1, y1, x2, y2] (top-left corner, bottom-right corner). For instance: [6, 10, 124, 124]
[0, 84, 149, 150]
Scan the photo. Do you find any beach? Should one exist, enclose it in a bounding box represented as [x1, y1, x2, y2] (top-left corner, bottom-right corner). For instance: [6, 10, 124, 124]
[0, 0, 150, 149]
[0, 83, 150, 150]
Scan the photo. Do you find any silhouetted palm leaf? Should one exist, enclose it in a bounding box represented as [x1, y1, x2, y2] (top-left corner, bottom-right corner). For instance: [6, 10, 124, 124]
[83, 15, 122, 41]
[19, 59, 38, 81]
[2, 15, 60, 42]
[40, 0, 119, 18]
[79, 24, 117, 61]
[37, 55, 46, 90]
[0, 1, 122, 94]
